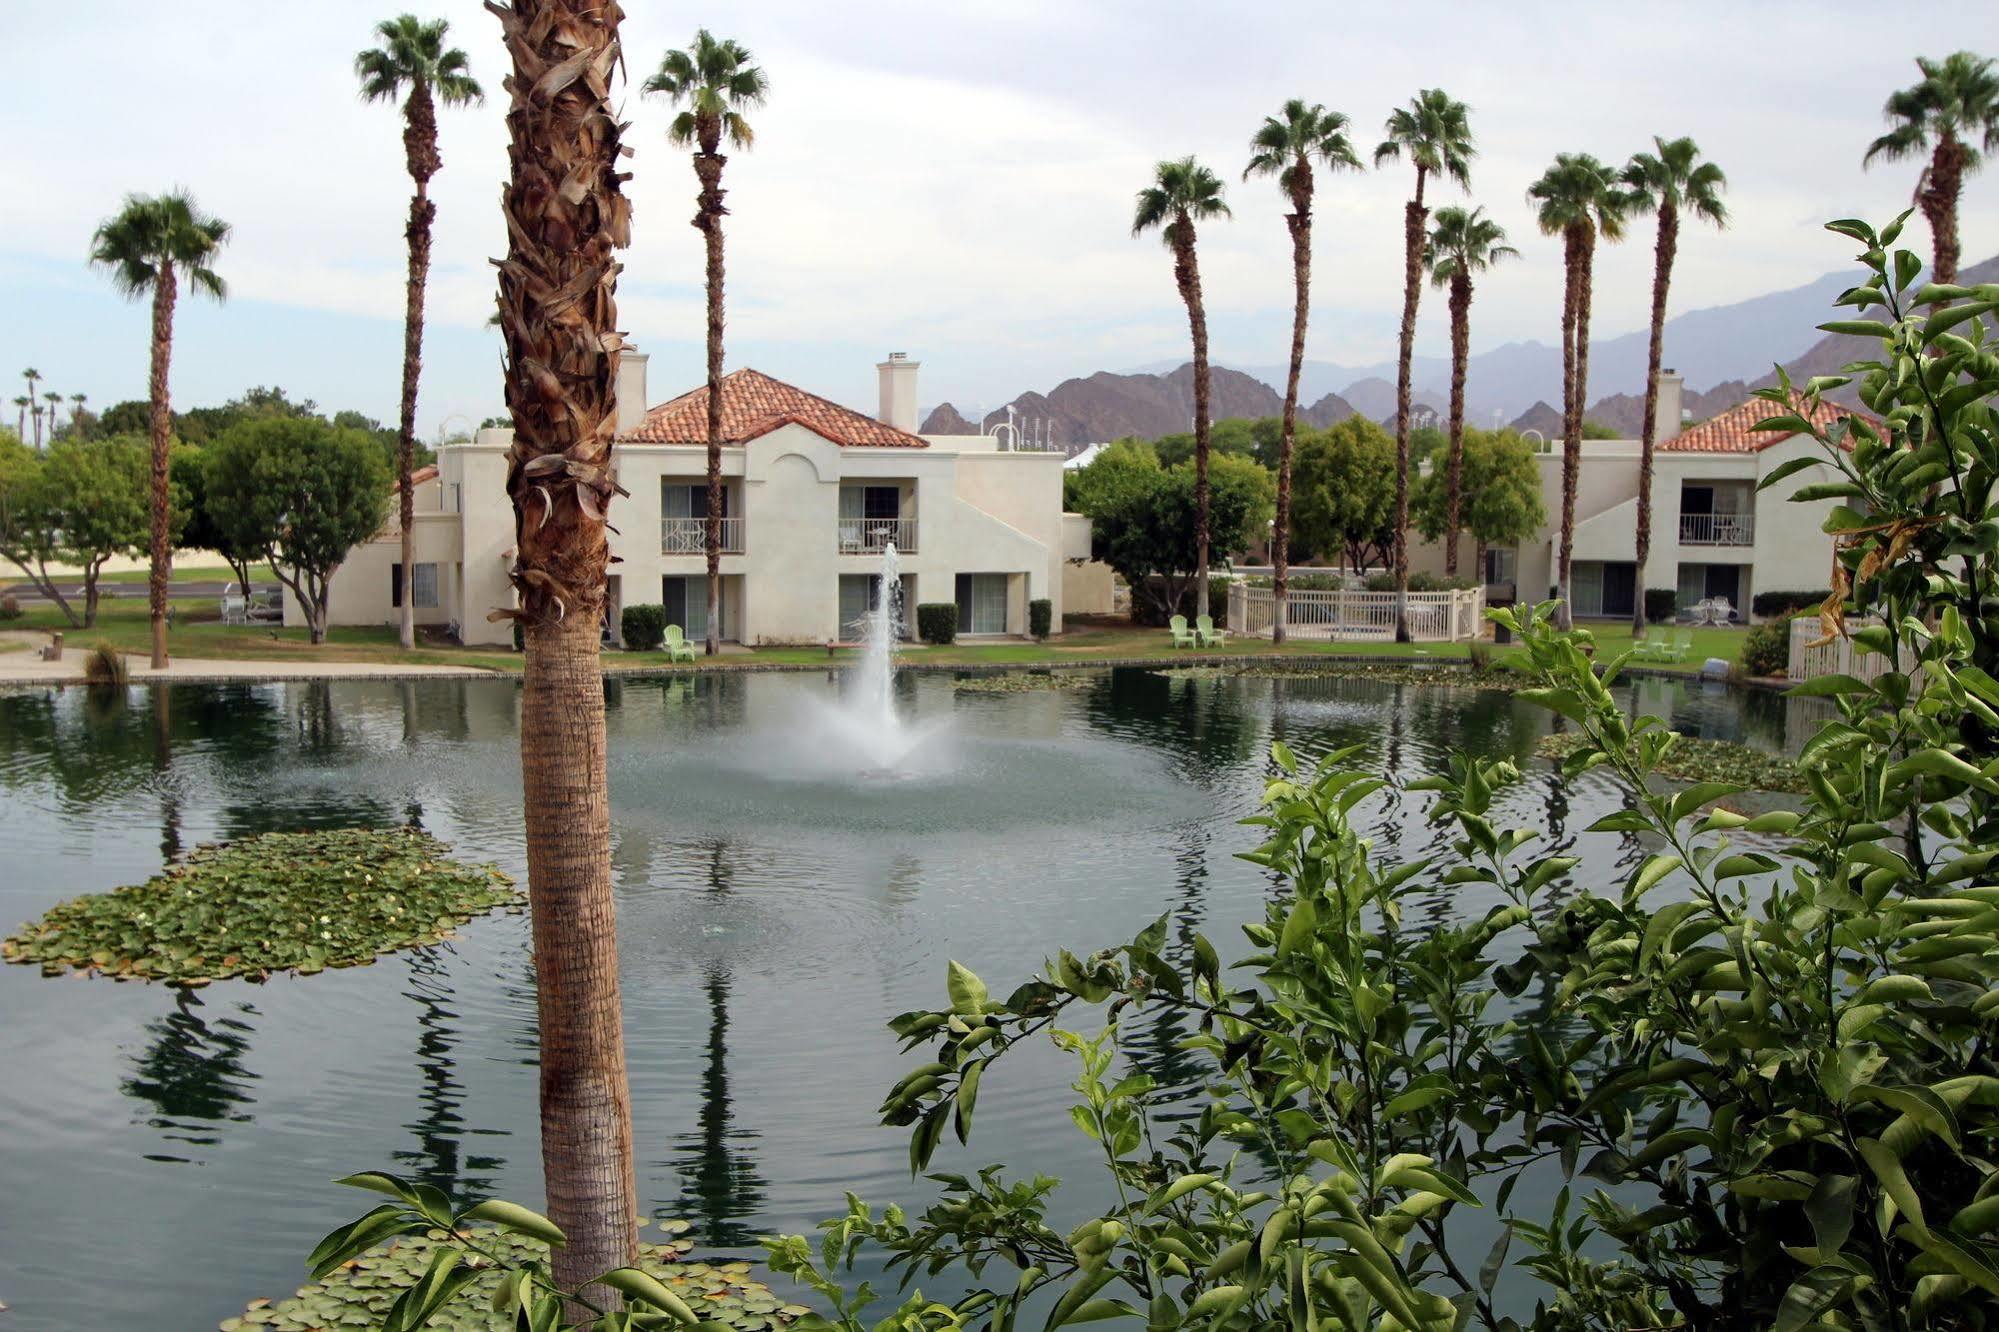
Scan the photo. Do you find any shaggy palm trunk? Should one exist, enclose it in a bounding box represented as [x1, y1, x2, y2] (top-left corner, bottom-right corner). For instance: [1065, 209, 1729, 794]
[396, 84, 442, 654]
[1555, 227, 1582, 632]
[1633, 203, 1677, 638]
[1573, 233, 1598, 614]
[695, 142, 726, 656]
[1443, 271, 1470, 578]
[147, 265, 177, 669]
[1274, 171, 1313, 645]
[1172, 219, 1213, 621]
[493, 0, 638, 1313]
[1392, 171, 1427, 643]
[1922, 135, 1965, 286]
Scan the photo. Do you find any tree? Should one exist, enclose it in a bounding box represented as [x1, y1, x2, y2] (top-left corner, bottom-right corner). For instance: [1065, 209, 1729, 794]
[1412, 427, 1545, 583]
[1132, 157, 1230, 620]
[202, 418, 388, 644]
[44, 437, 162, 626]
[356, 14, 483, 653]
[1290, 415, 1397, 574]
[89, 190, 230, 669]
[492, 0, 638, 1312]
[21, 368, 42, 448]
[99, 400, 151, 436]
[12, 396, 29, 441]
[0, 439, 77, 623]
[1244, 99, 1361, 643]
[1623, 136, 1727, 637]
[1151, 417, 1262, 469]
[1528, 153, 1626, 629]
[1423, 205, 1516, 577]
[644, 30, 767, 656]
[1376, 90, 1474, 642]
[1071, 448, 1271, 620]
[171, 443, 260, 594]
[1863, 51, 1998, 285]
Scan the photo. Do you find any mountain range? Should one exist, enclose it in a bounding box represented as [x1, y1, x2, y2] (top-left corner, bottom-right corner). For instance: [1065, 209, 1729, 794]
[921, 253, 1995, 448]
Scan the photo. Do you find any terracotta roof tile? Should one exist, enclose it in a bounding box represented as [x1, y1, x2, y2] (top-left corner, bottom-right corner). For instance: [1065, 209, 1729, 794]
[622, 367, 928, 448]
[1659, 391, 1870, 454]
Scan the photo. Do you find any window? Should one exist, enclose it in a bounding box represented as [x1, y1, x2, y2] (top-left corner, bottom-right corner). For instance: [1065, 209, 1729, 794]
[840, 574, 908, 640]
[450, 482, 462, 513]
[1481, 548, 1516, 587]
[391, 562, 439, 609]
[661, 575, 721, 640]
[955, 573, 1009, 635]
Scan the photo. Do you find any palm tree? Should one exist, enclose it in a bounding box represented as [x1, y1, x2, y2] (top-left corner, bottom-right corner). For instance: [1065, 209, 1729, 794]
[42, 391, 62, 440]
[356, 15, 483, 653]
[20, 369, 41, 447]
[1863, 52, 1998, 286]
[1623, 137, 1726, 637]
[1133, 157, 1230, 619]
[1423, 206, 1516, 579]
[1528, 153, 1627, 630]
[491, 0, 636, 1313]
[643, 30, 768, 657]
[1375, 90, 1474, 641]
[89, 191, 229, 669]
[11, 396, 27, 441]
[1244, 100, 1361, 644]
[69, 393, 86, 429]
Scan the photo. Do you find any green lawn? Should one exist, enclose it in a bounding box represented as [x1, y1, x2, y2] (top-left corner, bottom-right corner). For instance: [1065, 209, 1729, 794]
[3, 599, 1750, 678]
[2, 565, 237, 590]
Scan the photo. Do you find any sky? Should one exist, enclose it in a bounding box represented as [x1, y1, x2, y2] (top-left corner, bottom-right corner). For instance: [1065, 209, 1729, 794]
[2, 1, 1997, 438]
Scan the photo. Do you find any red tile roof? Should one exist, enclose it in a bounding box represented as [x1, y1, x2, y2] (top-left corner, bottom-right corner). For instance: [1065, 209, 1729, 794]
[622, 367, 928, 448]
[1659, 391, 1869, 454]
[410, 464, 439, 485]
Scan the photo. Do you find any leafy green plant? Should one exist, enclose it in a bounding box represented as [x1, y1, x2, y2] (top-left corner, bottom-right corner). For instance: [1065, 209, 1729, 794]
[622, 603, 667, 651]
[916, 604, 957, 646]
[1737, 616, 1790, 676]
[1643, 588, 1677, 625]
[1029, 599, 1052, 641]
[4, 826, 517, 983]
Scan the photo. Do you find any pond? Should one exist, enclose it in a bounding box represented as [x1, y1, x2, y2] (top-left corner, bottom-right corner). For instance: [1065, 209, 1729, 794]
[0, 668, 1817, 1331]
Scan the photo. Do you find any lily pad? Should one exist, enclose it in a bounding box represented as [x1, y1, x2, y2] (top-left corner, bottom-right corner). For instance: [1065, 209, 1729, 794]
[233, 1225, 799, 1332]
[4, 827, 517, 983]
[953, 671, 1106, 693]
[1535, 730, 1805, 794]
[1151, 662, 1529, 690]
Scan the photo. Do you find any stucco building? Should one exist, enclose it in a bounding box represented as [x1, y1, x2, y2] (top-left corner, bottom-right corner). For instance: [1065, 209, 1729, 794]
[306, 353, 1079, 646]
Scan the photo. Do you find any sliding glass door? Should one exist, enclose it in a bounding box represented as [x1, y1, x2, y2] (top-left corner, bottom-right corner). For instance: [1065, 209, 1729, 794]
[661, 575, 721, 641]
[954, 573, 1009, 635]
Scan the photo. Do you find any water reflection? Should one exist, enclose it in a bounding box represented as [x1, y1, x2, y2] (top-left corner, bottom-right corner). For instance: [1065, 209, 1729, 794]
[394, 951, 509, 1203]
[661, 966, 768, 1245]
[121, 990, 259, 1164]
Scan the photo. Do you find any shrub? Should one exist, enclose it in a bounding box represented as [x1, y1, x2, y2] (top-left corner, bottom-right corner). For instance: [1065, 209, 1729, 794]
[620, 603, 666, 651]
[1643, 587, 1677, 623]
[1126, 575, 1232, 626]
[1751, 587, 1832, 618]
[915, 603, 957, 645]
[82, 641, 127, 687]
[1027, 598, 1051, 640]
[0, 594, 19, 620]
[1739, 615, 1790, 676]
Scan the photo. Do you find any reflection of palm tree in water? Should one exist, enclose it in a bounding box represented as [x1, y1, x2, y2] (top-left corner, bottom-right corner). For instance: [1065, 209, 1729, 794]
[392, 950, 506, 1202]
[120, 989, 259, 1163]
[1117, 826, 1214, 1119]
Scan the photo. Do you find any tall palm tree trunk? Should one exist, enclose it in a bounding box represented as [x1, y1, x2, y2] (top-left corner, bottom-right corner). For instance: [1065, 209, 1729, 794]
[397, 84, 441, 654]
[1555, 227, 1582, 631]
[1274, 184, 1312, 645]
[1922, 134, 1965, 285]
[695, 148, 726, 656]
[1392, 172, 1427, 643]
[1173, 222, 1213, 621]
[147, 265, 177, 669]
[1443, 271, 1470, 578]
[494, 0, 637, 1312]
[1573, 233, 1598, 615]
[1632, 202, 1677, 638]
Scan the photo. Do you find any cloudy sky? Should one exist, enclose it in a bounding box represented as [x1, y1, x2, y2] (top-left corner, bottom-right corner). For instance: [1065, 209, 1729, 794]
[3, 1, 1996, 436]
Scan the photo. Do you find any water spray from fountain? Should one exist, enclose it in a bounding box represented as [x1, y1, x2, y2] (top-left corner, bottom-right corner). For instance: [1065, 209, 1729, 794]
[853, 542, 904, 729]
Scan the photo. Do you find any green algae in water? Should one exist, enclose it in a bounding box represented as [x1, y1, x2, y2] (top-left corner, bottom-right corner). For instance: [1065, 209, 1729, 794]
[1536, 729, 1805, 794]
[3, 826, 517, 984]
[223, 1224, 811, 1332]
[953, 670, 1107, 693]
[1152, 662, 1530, 690]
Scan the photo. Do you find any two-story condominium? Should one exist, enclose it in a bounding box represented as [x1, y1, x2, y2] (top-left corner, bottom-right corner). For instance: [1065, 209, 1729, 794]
[1459, 374, 1863, 621]
[306, 352, 1082, 646]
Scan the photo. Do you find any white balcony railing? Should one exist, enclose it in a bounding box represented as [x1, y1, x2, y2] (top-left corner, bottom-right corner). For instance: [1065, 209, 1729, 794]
[1679, 512, 1754, 546]
[661, 516, 745, 555]
[838, 517, 917, 554]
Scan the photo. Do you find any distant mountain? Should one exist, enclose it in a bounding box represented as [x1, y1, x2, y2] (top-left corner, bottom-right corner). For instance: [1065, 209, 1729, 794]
[1340, 376, 1447, 422]
[938, 364, 1356, 450]
[1507, 401, 1563, 436]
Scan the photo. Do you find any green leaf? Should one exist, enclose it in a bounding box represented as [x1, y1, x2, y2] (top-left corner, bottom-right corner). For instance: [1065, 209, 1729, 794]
[946, 961, 989, 1016]
[1786, 673, 1872, 697]
[1857, 1137, 1926, 1236]
[1277, 896, 1318, 957]
[1626, 854, 1683, 903]
[1854, 1084, 1962, 1150]
[1817, 320, 1895, 338]
[954, 1058, 983, 1144]
[1670, 782, 1746, 821]
[601, 1269, 700, 1325]
[1770, 1265, 1852, 1332]
[461, 1199, 566, 1247]
[1805, 1174, 1857, 1258]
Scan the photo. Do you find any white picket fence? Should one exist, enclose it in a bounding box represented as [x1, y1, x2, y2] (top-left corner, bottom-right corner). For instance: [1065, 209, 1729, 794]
[1788, 616, 1904, 684]
[1228, 583, 1485, 642]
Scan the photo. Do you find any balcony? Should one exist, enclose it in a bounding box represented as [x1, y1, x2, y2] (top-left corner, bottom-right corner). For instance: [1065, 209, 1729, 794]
[838, 517, 918, 555]
[1679, 512, 1754, 546]
[661, 516, 745, 555]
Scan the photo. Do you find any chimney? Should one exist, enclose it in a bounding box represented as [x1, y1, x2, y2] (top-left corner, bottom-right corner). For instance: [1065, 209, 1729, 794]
[877, 352, 919, 433]
[1652, 367, 1684, 442]
[615, 347, 650, 437]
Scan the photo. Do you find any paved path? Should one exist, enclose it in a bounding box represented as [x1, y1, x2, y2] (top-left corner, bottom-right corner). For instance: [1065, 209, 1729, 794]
[0, 637, 500, 686]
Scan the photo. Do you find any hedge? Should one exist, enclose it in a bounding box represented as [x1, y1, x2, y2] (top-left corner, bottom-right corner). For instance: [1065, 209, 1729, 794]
[916, 603, 957, 645]
[621, 603, 667, 651]
[1644, 588, 1678, 624]
[1752, 589, 1833, 618]
[1029, 598, 1052, 640]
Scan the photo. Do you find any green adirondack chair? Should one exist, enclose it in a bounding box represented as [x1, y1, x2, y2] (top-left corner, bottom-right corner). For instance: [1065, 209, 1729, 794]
[664, 624, 697, 663]
[1169, 615, 1197, 648]
[1667, 628, 1694, 662]
[1195, 614, 1227, 648]
[1632, 632, 1670, 663]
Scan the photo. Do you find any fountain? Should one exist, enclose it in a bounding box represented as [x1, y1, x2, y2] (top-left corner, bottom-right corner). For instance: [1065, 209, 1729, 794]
[852, 542, 905, 731]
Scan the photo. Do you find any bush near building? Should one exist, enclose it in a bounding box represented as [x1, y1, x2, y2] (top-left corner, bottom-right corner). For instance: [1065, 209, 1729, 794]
[1644, 588, 1678, 623]
[620, 603, 666, 651]
[915, 603, 957, 645]
[1028, 598, 1052, 640]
